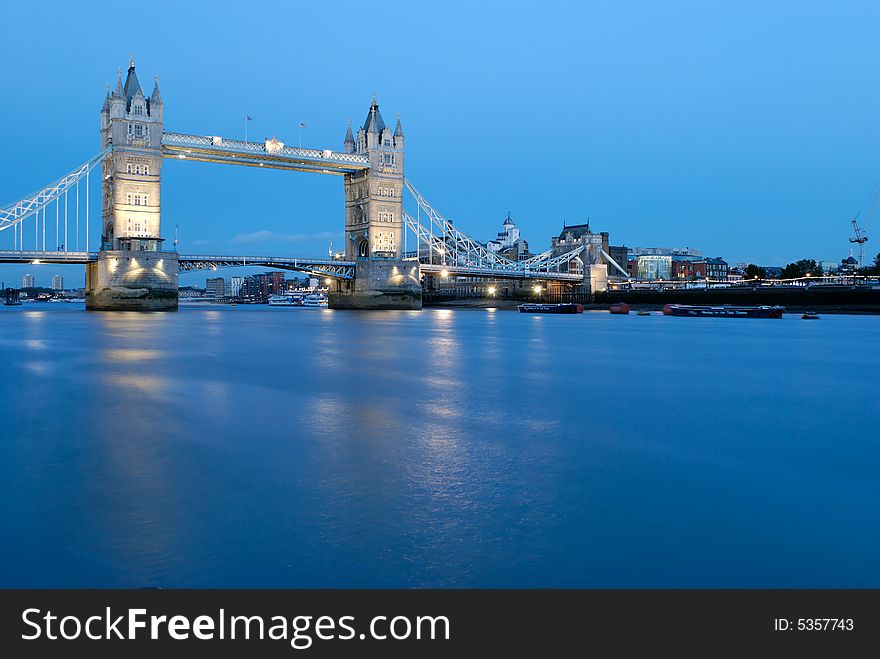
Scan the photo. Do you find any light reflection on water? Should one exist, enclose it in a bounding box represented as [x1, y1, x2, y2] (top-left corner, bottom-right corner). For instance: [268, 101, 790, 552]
[0, 305, 878, 588]
[103, 349, 162, 363]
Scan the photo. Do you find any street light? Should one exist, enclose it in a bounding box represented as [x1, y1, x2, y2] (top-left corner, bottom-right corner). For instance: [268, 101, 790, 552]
[441, 269, 449, 278]
[487, 286, 496, 295]
[533, 285, 542, 294]
[324, 278, 332, 285]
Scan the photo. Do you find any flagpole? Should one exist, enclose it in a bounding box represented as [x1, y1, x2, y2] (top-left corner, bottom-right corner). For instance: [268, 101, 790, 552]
[245, 115, 248, 144]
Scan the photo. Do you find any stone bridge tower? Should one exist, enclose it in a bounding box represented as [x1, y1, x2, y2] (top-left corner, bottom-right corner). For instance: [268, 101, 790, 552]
[332, 98, 421, 309]
[342, 97, 405, 261]
[86, 57, 178, 310]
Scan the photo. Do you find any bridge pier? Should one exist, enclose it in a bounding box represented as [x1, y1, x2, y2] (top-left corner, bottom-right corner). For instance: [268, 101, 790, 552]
[86, 250, 178, 311]
[329, 260, 422, 310]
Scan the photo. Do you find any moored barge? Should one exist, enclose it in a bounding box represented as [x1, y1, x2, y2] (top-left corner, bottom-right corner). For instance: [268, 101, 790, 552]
[662, 304, 784, 318]
[518, 303, 584, 314]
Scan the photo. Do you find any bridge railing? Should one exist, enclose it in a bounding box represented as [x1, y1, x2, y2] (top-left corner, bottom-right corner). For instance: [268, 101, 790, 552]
[162, 133, 370, 167]
[0, 250, 96, 264]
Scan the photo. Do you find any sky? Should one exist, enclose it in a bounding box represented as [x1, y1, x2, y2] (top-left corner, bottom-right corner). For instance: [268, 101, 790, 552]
[1, 0, 879, 287]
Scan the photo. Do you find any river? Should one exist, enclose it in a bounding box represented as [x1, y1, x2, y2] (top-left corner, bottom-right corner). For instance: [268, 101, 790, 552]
[1, 305, 877, 587]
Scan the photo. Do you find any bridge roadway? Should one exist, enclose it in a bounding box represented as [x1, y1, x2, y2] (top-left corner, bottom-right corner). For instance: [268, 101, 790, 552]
[0, 250, 95, 265]
[0, 251, 584, 283]
[178, 255, 356, 279]
[161, 133, 369, 175]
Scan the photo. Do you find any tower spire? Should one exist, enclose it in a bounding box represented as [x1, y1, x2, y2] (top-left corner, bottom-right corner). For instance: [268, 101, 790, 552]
[362, 96, 385, 135]
[114, 66, 124, 96]
[129, 51, 135, 69]
[151, 74, 163, 104]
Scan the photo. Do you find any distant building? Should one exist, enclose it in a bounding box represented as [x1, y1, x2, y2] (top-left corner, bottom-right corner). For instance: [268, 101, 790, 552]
[285, 276, 309, 291]
[240, 276, 263, 302]
[672, 259, 706, 279]
[607, 245, 629, 276]
[634, 255, 673, 280]
[229, 276, 243, 297]
[487, 213, 531, 261]
[838, 255, 858, 273]
[550, 222, 615, 279]
[631, 246, 702, 259]
[51, 274, 64, 291]
[205, 277, 225, 298]
[762, 266, 783, 279]
[269, 271, 285, 295]
[704, 257, 728, 281]
[237, 273, 278, 302]
[22, 273, 35, 288]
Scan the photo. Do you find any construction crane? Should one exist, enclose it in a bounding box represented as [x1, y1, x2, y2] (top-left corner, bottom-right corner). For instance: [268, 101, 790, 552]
[850, 183, 878, 268]
[849, 219, 868, 267]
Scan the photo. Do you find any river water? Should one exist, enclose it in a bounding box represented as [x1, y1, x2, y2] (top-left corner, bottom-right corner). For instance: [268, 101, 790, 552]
[0, 304, 877, 587]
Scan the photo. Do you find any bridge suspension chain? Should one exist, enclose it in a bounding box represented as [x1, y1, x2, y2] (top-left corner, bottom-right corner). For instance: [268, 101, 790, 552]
[403, 179, 517, 269]
[0, 148, 110, 233]
[403, 179, 587, 275]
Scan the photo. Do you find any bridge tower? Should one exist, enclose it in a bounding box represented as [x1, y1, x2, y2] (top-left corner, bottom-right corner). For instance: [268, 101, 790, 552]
[332, 98, 421, 309]
[86, 57, 178, 310]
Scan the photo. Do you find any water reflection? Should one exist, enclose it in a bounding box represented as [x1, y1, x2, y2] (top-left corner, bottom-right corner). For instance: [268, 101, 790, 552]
[102, 349, 162, 363]
[106, 373, 169, 396]
[203, 310, 222, 335]
[23, 361, 50, 375]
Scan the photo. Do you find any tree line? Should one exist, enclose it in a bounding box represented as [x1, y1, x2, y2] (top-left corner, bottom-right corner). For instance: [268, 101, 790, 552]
[743, 253, 880, 279]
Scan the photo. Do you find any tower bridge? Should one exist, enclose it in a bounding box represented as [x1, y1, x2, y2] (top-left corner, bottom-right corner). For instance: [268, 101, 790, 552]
[0, 57, 604, 310]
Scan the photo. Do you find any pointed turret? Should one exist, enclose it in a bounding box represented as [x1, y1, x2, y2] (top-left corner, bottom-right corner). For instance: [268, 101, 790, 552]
[363, 96, 386, 134]
[393, 113, 404, 148]
[123, 60, 143, 110]
[110, 67, 126, 119]
[150, 75, 163, 105]
[343, 119, 354, 153]
[100, 83, 111, 130]
[113, 66, 125, 97]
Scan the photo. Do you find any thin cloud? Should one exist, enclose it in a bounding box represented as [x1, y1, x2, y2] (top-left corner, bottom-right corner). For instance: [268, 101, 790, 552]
[231, 230, 337, 245]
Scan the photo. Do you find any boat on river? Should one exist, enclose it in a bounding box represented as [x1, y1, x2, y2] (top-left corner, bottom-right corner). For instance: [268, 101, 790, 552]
[517, 303, 584, 314]
[662, 304, 784, 318]
[268, 294, 303, 307]
[269, 292, 328, 308]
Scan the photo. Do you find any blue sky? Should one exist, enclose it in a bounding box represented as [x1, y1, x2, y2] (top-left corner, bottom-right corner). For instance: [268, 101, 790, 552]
[1, 0, 879, 287]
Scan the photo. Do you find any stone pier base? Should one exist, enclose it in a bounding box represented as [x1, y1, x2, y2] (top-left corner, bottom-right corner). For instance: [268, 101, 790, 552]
[86, 250, 179, 311]
[329, 260, 422, 310]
